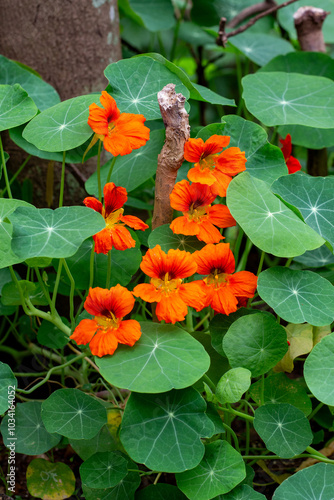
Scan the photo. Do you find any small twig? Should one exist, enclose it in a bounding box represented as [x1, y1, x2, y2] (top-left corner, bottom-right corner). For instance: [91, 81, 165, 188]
[227, 0, 276, 28]
[217, 0, 300, 47]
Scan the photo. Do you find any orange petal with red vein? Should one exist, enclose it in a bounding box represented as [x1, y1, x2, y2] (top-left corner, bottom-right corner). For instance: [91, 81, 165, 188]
[207, 204, 236, 228]
[114, 319, 142, 345]
[99, 91, 120, 121]
[170, 216, 200, 236]
[104, 113, 150, 157]
[187, 165, 216, 185]
[211, 170, 233, 197]
[165, 248, 197, 278]
[211, 286, 239, 315]
[215, 147, 247, 176]
[179, 281, 207, 311]
[155, 293, 188, 324]
[110, 225, 136, 251]
[70, 318, 98, 345]
[103, 183, 127, 215]
[228, 271, 258, 298]
[88, 329, 119, 357]
[83, 197, 103, 215]
[140, 245, 167, 279]
[193, 243, 235, 275]
[197, 220, 224, 244]
[121, 214, 149, 230]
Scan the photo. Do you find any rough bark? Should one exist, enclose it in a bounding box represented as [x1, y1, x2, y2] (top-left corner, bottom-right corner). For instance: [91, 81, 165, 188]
[294, 6, 329, 176]
[152, 84, 190, 230]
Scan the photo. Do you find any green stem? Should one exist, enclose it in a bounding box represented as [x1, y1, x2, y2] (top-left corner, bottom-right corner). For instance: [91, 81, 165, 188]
[106, 156, 117, 184]
[308, 402, 324, 420]
[17, 354, 86, 394]
[97, 140, 102, 202]
[26, 298, 71, 336]
[249, 300, 265, 307]
[106, 251, 111, 289]
[222, 423, 240, 453]
[62, 259, 75, 329]
[89, 243, 95, 289]
[0, 134, 12, 198]
[194, 311, 211, 331]
[232, 226, 243, 263]
[59, 151, 66, 208]
[170, 4, 187, 61]
[260, 374, 265, 406]
[52, 259, 63, 311]
[257, 251, 265, 276]
[219, 404, 254, 423]
[236, 239, 253, 272]
[245, 420, 250, 455]
[285, 257, 293, 267]
[153, 472, 162, 485]
[235, 54, 243, 117]
[202, 374, 216, 392]
[186, 311, 193, 332]
[34, 267, 55, 314]
[0, 154, 31, 197]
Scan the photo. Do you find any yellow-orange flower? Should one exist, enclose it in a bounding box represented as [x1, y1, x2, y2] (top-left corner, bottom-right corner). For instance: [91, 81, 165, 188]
[70, 285, 141, 357]
[192, 243, 257, 315]
[133, 245, 207, 324]
[88, 91, 150, 156]
[184, 135, 247, 197]
[170, 180, 236, 243]
[84, 182, 148, 254]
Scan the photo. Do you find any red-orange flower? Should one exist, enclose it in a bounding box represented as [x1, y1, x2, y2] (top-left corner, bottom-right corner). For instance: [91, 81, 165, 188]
[192, 243, 257, 315]
[133, 245, 207, 324]
[184, 135, 247, 197]
[88, 91, 150, 156]
[279, 134, 302, 174]
[70, 285, 141, 357]
[84, 182, 148, 254]
[169, 180, 236, 243]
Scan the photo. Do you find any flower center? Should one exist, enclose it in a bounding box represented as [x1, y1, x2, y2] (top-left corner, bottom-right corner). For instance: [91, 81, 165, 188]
[104, 208, 124, 228]
[199, 154, 216, 171]
[95, 312, 119, 330]
[107, 121, 116, 137]
[188, 204, 208, 222]
[151, 272, 182, 295]
[205, 270, 228, 288]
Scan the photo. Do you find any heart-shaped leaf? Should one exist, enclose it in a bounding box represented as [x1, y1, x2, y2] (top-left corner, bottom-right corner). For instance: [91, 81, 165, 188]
[223, 313, 288, 377]
[272, 174, 334, 248]
[227, 172, 324, 257]
[120, 388, 215, 472]
[229, 33, 294, 67]
[105, 57, 189, 120]
[254, 403, 313, 458]
[9, 206, 105, 259]
[294, 245, 334, 268]
[0, 54, 60, 111]
[242, 72, 334, 128]
[0, 84, 38, 131]
[304, 333, 334, 405]
[41, 389, 107, 439]
[1, 401, 60, 455]
[273, 463, 334, 499]
[216, 368, 252, 405]
[27, 459, 75, 500]
[96, 322, 210, 393]
[80, 451, 128, 489]
[176, 441, 246, 500]
[22, 94, 100, 151]
[257, 267, 334, 326]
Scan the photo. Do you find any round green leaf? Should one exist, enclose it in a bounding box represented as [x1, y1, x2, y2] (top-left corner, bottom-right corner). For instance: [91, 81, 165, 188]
[82, 453, 140, 500]
[120, 388, 215, 472]
[273, 463, 334, 499]
[242, 72, 334, 128]
[0, 362, 17, 414]
[254, 403, 313, 458]
[0, 54, 60, 111]
[294, 245, 334, 268]
[86, 129, 164, 195]
[41, 389, 107, 439]
[216, 368, 251, 405]
[260, 52, 334, 80]
[1, 280, 48, 306]
[176, 440, 245, 500]
[37, 319, 69, 349]
[53, 239, 141, 291]
[70, 424, 119, 460]
[223, 313, 288, 377]
[9, 205, 105, 259]
[222, 484, 267, 499]
[272, 175, 334, 248]
[27, 458, 75, 500]
[1, 401, 60, 455]
[96, 322, 210, 393]
[129, 0, 175, 31]
[22, 94, 100, 151]
[198, 118, 287, 185]
[148, 224, 205, 253]
[0, 198, 33, 269]
[80, 451, 128, 489]
[249, 373, 312, 416]
[137, 484, 188, 499]
[210, 309, 264, 357]
[226, 172, 324, 258]
[277, 0, 334, 43]
[304, 333, 334, 405]
[229, 33, 294, 67]
[104, 57, 189, 120]
[257, 267, 334, 326]
[0, 84, 38, 131]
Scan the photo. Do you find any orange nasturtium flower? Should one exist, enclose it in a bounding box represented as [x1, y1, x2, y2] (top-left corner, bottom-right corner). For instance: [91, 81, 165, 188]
[192, 243, 258, 315]
[169, 180, 236, 243]
[279, 134, 302, 174]
[184, 135, 247, 197]
[84, 182, 148, 254]
[133, 245, 207, 324]
[87, 91, 150, 156]
[70, 285, 141, 357]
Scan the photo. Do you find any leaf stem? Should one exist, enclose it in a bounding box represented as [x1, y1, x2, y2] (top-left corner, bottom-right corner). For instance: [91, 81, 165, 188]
[219, 404, 254, 422]
[222, 423, 240, 453]
[236, 239, 253, 272]
[106, 251, 111, 289]
[106, 156, 117, 184]
[0, 154, 31, 197]
[308, 402, 324, 420]
[62, 259, 76, 329]
[0, 133, 12, 198]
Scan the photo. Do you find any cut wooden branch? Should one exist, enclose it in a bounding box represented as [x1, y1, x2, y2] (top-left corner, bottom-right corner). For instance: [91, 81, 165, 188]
[217, 0, 299, 47]
[294, 6, 329, 177]
[152, 84, 190, 230]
